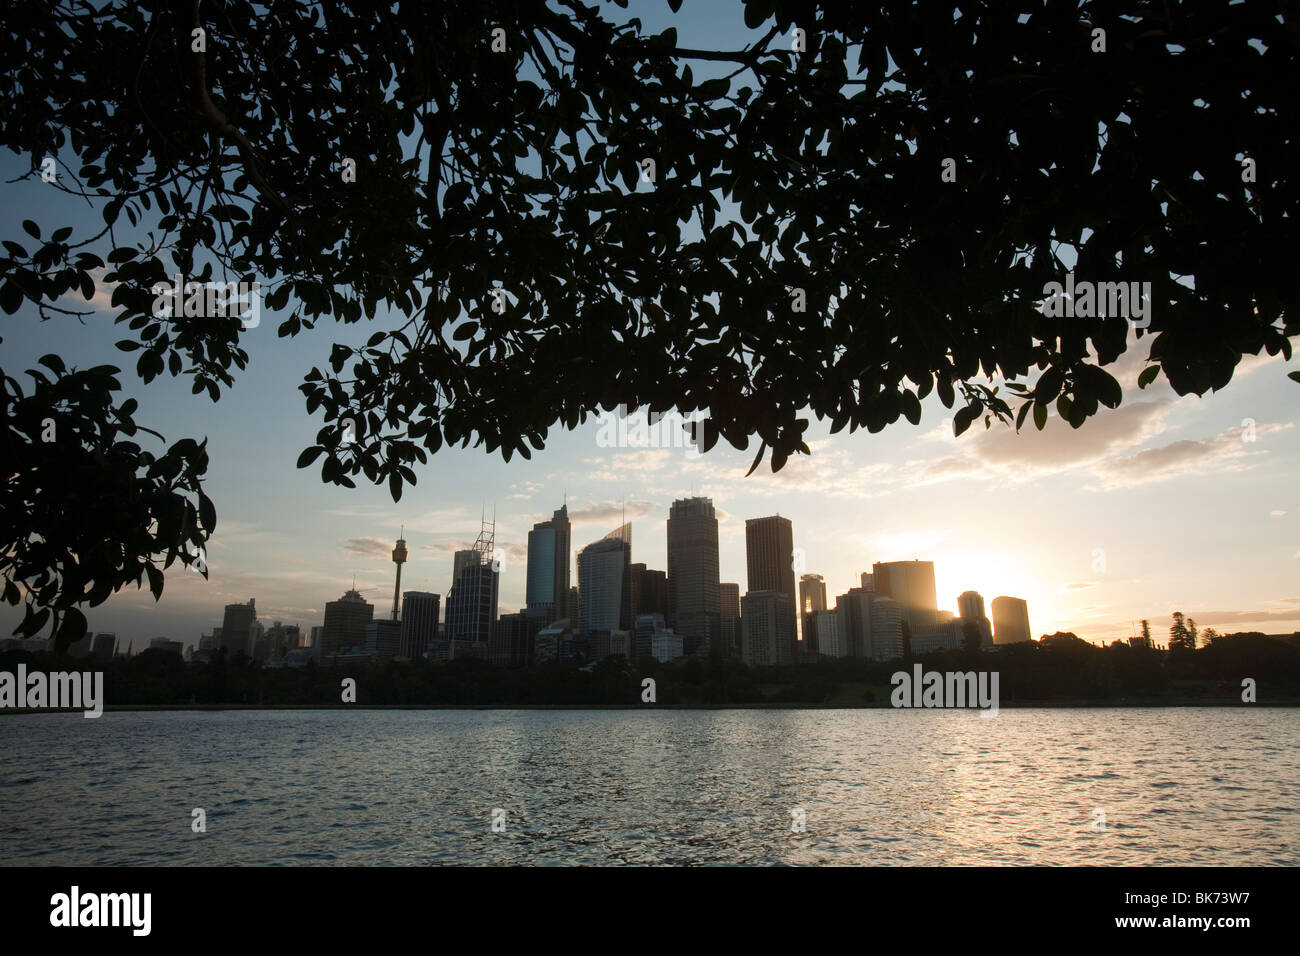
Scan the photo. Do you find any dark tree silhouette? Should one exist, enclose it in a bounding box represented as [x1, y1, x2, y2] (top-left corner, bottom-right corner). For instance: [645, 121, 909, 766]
[1169, 611, 1194, 654]
[2, 1, 1297, 646]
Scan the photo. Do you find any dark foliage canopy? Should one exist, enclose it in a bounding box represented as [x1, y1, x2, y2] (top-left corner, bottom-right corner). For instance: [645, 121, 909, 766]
[1, 0, 1297, 646]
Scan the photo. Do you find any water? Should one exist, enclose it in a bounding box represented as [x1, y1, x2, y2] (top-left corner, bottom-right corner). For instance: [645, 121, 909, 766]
[1, 708, 1295, 865]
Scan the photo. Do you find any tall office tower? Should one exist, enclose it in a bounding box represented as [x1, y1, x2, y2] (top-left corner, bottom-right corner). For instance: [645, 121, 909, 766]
[568, 586, 580, 632]
[813, 609, 843, 657]
[445, 517, 500, 644]
[526, 503, 572, 623]
[991, 596, 1032, 645]
[719, 582, 741, 658]
[745, 516, 797, 640]
[391, 532, 408, 621]
[577, 523, 632, 634]
[799, 573, 827, 654]
[958, 590, 984, 621]
[868, 597, 904, 660]
[249, 619, 266, 659]
[860, 572, 874, 591]
[633, 613, 665, 661]
[740, 589, 797, 666]
[321, 588, 374, 660]
[400, 591, 440, 659]
[309, 625, 323, 648]
[629, 563, 669, 619]
[221, 598, 256, 656]
[958, 590, 994, 647]
[871, 560, 938, 636]
[800, 573, 827, 614]
[834, 587, 875, 658]
[262, 622, 300, 661]
[667, 497, 721, 655]
[490, 612, 535, 666]
[365, 619, 402, 661]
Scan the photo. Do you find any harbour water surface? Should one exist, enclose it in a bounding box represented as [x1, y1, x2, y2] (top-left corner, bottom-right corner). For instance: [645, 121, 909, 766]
[1, 708, 1295, 865]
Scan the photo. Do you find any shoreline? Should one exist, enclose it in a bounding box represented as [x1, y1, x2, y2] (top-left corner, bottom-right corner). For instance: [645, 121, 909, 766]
[3, 698, 1297, 714]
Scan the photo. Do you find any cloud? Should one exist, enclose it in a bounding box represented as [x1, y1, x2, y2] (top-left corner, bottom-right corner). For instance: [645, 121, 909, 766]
[322, 504, 398, 519]
[915, 456, 986, 483]
[205, 521, 285, 551]
[419, 538, 471, 555]
[908, 392, 1292, 493]
[342, 537, 392, 558]
[743, 446, 896, 499]
[965, 401, 1173, 479]
[1058, 581, 1098, 593]
[58, 267, 117, 313]
[1172, 607, 1300, 627]
[508, 480, 542, 501]
[567, 499, 656, 527]
[1087, 421, 1292, 490]
[1270, 510, 1287, 517]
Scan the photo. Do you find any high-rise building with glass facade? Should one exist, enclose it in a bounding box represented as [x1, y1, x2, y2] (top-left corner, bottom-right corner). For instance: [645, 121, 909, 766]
[400, 590, 440, 659]
[872, 560, 938, 636]
[745, 516, 796, 636]
[321, 589, 373, 660]
[992, 596, 1032, 645]
[719, 582, 741, 658]
[526, 503, 571, 624]
[667, 497, 720, 655]
[577, 523, 632, 634]
[740, 589, 797, 666]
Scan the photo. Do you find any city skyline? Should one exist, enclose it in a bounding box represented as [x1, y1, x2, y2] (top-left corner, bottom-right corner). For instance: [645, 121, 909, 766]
[4, 297, 1298, 651]
[20, 478, 1290, 656]
[7, 327, 1296, 653]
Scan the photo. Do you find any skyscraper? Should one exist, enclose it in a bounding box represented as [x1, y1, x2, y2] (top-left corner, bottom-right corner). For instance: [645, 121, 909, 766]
[667, 497, 721, 655]
[958, 590, 985, 621]
[262, 622, 300, 661]
[813, 609, 843, 657]
[719, 582, 740, 658]
[577, 523, 632, 634]
[445, 518, 499, 644]
[991, 596, 1032, 645]
[490, 611, 535, 666]
[365, 619, 401, 661]
[220, 598, 256, 657]
[958, 590, 994, 647]
[832, 587, 904, 661]
[321, 589, 373, 660]
[872, 560, 938, 636]
[799, 572, 827, 655]
[526, 503, 571, 623]
[740, 589, 797, 666]
[629, 563, 668, 620]
[834, 587, 873, 658]
[745, 516, 796, 638]
[400, 591, 440, 659]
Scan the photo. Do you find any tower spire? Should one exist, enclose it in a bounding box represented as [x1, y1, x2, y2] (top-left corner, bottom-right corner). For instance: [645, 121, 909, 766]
[392, 529, 409, 621]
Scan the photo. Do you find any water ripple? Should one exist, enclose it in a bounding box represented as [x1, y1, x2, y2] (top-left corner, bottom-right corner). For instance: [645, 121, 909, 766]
[0, 708, 1296, 865]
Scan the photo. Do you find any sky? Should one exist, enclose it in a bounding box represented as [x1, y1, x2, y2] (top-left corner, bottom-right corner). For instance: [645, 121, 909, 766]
[3, 4, 1298, 651]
